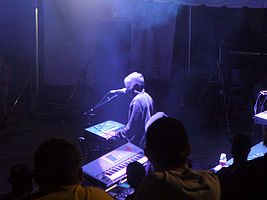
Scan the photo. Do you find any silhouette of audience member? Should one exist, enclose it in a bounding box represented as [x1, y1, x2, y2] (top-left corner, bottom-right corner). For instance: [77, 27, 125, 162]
[216, 134, 252, 177]
[26, 137, 114, 200]
[135, 117, 221, 200]
[216, 134, 251, 200]
[0, 164, 33, 200]
[225, 128, 267, 200]
[125, 162, 146, 200]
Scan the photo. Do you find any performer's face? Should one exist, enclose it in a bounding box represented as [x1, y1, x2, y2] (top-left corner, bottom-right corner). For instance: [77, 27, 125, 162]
[124, 81, 135, 98]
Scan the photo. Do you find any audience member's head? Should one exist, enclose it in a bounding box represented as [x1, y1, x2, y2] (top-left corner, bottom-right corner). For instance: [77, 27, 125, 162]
[34, 138, 82, 189]
[145, 117, 191, 170]
[126, 162, 146, 189]
[230, 134, 252, 164]
[8, 163, 33, 194]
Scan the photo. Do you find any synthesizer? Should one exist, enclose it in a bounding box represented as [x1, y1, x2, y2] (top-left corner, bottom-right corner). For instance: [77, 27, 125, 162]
[82, 142, 148, 188]
[84, 120, 126, 140]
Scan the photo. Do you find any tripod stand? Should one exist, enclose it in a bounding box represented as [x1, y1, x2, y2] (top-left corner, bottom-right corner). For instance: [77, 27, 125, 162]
[2, 71, 38, 129]
[186, 47, 230, 134]
[65, 57, 94, 107]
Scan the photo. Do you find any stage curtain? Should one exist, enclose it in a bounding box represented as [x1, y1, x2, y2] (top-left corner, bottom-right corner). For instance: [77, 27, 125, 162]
[149, 0, 267, 8]
[43, 0, 178, 86]
[115, 0, 178, 79]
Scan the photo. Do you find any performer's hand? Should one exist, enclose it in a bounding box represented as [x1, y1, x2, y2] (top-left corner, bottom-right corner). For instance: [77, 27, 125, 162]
[119, 131, 135, 143]
[119, 131, 127, 139]
[107, 131, 126, 141]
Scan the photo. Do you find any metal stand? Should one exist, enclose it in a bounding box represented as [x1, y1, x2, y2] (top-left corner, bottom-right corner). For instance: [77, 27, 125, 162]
[84, 91, 119, 120]
[79, 91, 121, 155]
[9, 77, 32, 114]
[2, 1, 39, 127]
[3, 74, 35, 128]
[186, 47, 230, 134]
[65, 57, 94, 107]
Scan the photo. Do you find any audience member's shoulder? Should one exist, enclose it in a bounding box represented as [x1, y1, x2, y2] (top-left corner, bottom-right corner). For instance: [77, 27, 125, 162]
[22, 186, 115, 200]
[215, 165, 236, 180]
[195, 170, 220, 183]
[143, 171, 165, 183]
[232, 154, 267, 176]
[86, 187, 115, 200]
[233, 154, 267, 180]
[139, 171, 169, 189]
[196, 169, 216, 176]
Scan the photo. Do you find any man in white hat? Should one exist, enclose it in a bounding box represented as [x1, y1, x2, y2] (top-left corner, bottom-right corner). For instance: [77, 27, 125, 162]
[121, 72, 154, 148]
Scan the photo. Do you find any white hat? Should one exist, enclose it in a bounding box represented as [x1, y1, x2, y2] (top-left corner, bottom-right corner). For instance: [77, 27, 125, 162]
[124, 72, 144, 89]
[145, 112, 168, 133]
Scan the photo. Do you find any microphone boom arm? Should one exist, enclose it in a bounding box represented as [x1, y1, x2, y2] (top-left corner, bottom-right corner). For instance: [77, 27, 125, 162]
[84, 91, 119, 116]
[93, 92, 119, 111]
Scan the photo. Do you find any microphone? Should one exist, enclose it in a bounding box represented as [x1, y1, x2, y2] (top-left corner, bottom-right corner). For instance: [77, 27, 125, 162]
[83, 108, 95, 116]
[109, 88, 127, 94]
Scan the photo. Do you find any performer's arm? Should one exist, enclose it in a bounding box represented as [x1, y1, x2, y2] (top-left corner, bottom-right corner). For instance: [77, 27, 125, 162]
[122, 103, 142, 139]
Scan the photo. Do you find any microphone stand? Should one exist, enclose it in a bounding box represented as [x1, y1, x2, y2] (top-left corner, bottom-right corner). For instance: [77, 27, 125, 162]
[84, 91, 119, 119]
[80, 92, 120, 156]
[93, 92, 119, 112]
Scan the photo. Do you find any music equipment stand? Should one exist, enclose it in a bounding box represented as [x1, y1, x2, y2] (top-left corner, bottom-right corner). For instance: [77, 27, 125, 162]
[186, 46, 230, 134]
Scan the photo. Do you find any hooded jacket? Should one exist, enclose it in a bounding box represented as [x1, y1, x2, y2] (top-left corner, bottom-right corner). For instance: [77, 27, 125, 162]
[135, 168, 220, 200]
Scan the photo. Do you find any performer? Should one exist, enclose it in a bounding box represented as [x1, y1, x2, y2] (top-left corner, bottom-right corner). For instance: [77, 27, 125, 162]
[121, 72, 154, 148]
[0, 54, 10, 128]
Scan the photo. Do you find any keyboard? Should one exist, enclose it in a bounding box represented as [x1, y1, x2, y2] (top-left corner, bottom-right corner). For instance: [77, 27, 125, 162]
[82, 142, 148, 187]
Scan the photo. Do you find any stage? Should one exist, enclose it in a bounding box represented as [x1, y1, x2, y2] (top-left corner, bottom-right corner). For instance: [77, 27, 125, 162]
[0, 0, 266, 197]
[0, 79, 263, 194]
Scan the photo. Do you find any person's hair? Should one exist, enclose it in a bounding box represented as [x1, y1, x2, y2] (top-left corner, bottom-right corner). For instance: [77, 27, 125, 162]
[145, 117, 190, 169]
[34, 138, 82, 188]
[126, 161, 146, 189]
[230, 134, 252, 156]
